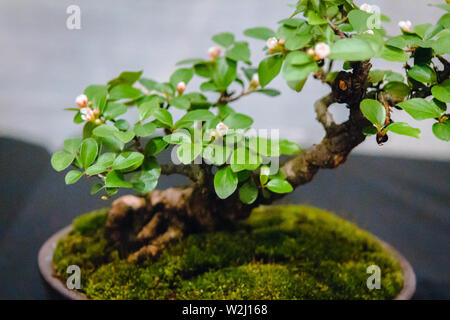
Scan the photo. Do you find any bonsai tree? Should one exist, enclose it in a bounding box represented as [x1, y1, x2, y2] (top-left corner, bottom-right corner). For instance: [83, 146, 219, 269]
[51, 0, 450, 262]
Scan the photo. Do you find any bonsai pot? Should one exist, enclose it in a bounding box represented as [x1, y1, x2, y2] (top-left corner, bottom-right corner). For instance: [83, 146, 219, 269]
[38, 206, 416, 300]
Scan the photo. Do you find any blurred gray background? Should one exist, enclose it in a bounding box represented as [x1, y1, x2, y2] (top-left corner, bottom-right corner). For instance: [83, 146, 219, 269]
[0, 0, 448, 160]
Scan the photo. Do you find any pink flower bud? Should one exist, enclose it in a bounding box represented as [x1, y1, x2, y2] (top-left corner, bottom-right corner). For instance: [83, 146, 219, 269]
[314, 42, 330, 60]
[266, 37, 278, 50]
[360, 3, 374, 13]
[80, 107, 95, 122]
[398, 20, 413, 33]
[215, 122, 229, 136]
[208, 46, 221, 60]
[306, 48, 315, 56]
[177, 81, 186, 93]
[93, 109, 100, 115]
[75, 94, 88, 108]
[364, 30, 374, 35]
[250, 73, 260, 88]
[278, 38, 285, 45]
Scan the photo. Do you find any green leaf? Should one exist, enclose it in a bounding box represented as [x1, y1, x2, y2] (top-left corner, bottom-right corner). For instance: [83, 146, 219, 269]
[266, 178, 293, 194]
[65, 170, 83, 184]
[407, 65, 436, 83]
[397, 98, 443, 120]
[163, 131, 192, 144]
[133, 122, 156, 137]
[138, 97, 160, 121]
[226, 42, 251, 63]
[112, 152, 144, 171]
[283, 52, 318, 83]
[202, 143, 231, 166]
[386, 36, 406, 49]
[248, 137, 279, 157]
[239, 180, 258, 204]
[258, 55, 283, 87]
[307, 10, 327, 25]
[51, 151, 75, 172]
[243, 27, 276, 40]
[90, 183, 104, 195]
[431, 79, 450, 103]
[93, 124, 118, 138]
[105, 170, 132, 188]
[360, 99, 386, 126]
[255, 88, 281, 96]
[176, 58, 204, 66]
[170, 96, 190, 110]
[85, 152, 117, 175]
[170, 68, 194, 87]
[63, 138, 82, 155]
[223, 113, 253, 129]
[214, 166, 238, 199]
[279, 139, 301, 155]
[383, 82, 410, 101]
[79, 138, 98, 168]
[330, 38, 376, 61]
[108, 71, 143, 87]
[153, 108, 173, 128]
[230, 147, 261, 172]
[432, 121, 450, 141]
[145, 137, 169, 156]
[381, 45, 409, 62]
[212, 32, 235, 47]
[103, 102, 127, 120]
[177, 110, 215, 123]
[386, 122, 421, 138]
[348, 9, 373, 32]
[362, 125, 377, 136]
[114, 119, 130, 131]
[212, 57, 237, 91]
[432, 29, 450, 54]
[114, 130, 135, 143]
[109, 84, 141, 100]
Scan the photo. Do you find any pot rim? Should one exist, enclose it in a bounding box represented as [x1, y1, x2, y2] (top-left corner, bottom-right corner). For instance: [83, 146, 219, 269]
[38, 225, 416, 300]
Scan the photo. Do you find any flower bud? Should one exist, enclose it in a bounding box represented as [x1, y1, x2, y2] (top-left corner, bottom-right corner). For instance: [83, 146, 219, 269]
[314, 42, 330, 60]
[177, 81, 186, 93]
[266, 37, 278, 50]
[260, 166, 270, 177]
[208, 46, 221, 60]
[75, 94, 88, 108]
[278, 38, 285, 45]
[360, 3, 374, 13]
[94, 119, 102, 125]
[364, 30, 374, 35]
[398, 20, 413, 33]
[250, 73, 260, 88]
[306, 48, 315, 56]
[81, 107, 95, 122]
[215, 122, 229, 136]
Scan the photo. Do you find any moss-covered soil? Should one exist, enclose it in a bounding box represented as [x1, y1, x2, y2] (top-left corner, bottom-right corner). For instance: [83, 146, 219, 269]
[53, 205, 403, 299]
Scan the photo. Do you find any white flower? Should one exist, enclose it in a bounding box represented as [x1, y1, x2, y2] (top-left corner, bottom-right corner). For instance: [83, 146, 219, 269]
[398, 20, 413, 33]
[266, 37, 278, 50]
[75, 94, 88, 108]
[215, 122, 229, 136]
[250, 73, 260, 87]
[360, 3, 374, 13]
[314, 42, 330, 60]
[364, 30, 374, 35]
[177, 81, 186, 92]
[80, 107, 95, 122]
[208, 46, 221, 60]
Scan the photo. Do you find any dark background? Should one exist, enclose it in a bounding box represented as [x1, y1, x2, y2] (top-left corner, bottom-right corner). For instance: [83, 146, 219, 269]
[0, 137, 448, 299]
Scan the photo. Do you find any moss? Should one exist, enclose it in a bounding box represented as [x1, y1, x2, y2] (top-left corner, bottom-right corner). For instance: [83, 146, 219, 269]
[53, 205, 403, 300]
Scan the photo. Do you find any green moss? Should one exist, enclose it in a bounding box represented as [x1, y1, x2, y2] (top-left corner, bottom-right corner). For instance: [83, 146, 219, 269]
[53, 205, 403, 300]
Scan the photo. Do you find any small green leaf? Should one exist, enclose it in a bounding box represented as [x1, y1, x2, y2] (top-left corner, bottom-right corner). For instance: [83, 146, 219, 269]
[214, 166, 238, 199]
[266, 178, 293, 194]
[145, 137, 169, 156]
[109, 84, 142, 100]
[381, 45, 409, 62]
[133, 122, 156, 137]
[114, 131, 135, 143]
[93, 124, 118, 138]
[432, 121, 450, 141]
[114, 119, 130, 131]
[407, 65, 436, 83]
[243, 27, 276, 40]
[239, 180, 258, 204]
[65, 170, 83, 184]
[163, 131, 192, 144]
[112, 152, 144, 171]
[51, 151, 75, 172]
[226, 42, 251, 63]
[108, 71, 143, 87]
[212, 32, 235, 47]
[153, 108, 173, 128]
[90, 183, 104, 195]
[63, 138, 82, 155]
[138, 98, 160, 121]
[176, 143, 202, 164]
[348, 9, 373, 32]
[85, 152, 117, 175]
[360, 99, 386, 126]
[212, 57, 237, 91]
[255, 88, 281, 96]
[105, 170, 132, 188]
[170, 96, 191, 110]
[362, 125, 377, 136]
[103, 102, 127, 120]
[79, 138, 98, 168]
[170, 68, 194, 87]
[258, 55, 283, 87]
[279, 139, 301, 155]
[202, 143, 231, 166]
[431, 79, 450, 102]
[386, 122, 421, 138]
[330, 38, 376, 61]
[397, 98, 443, 120]
[223, 113, 253, 129]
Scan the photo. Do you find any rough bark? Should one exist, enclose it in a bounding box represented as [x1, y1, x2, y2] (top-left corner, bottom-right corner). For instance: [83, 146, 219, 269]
[104, 61, 372, 262]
